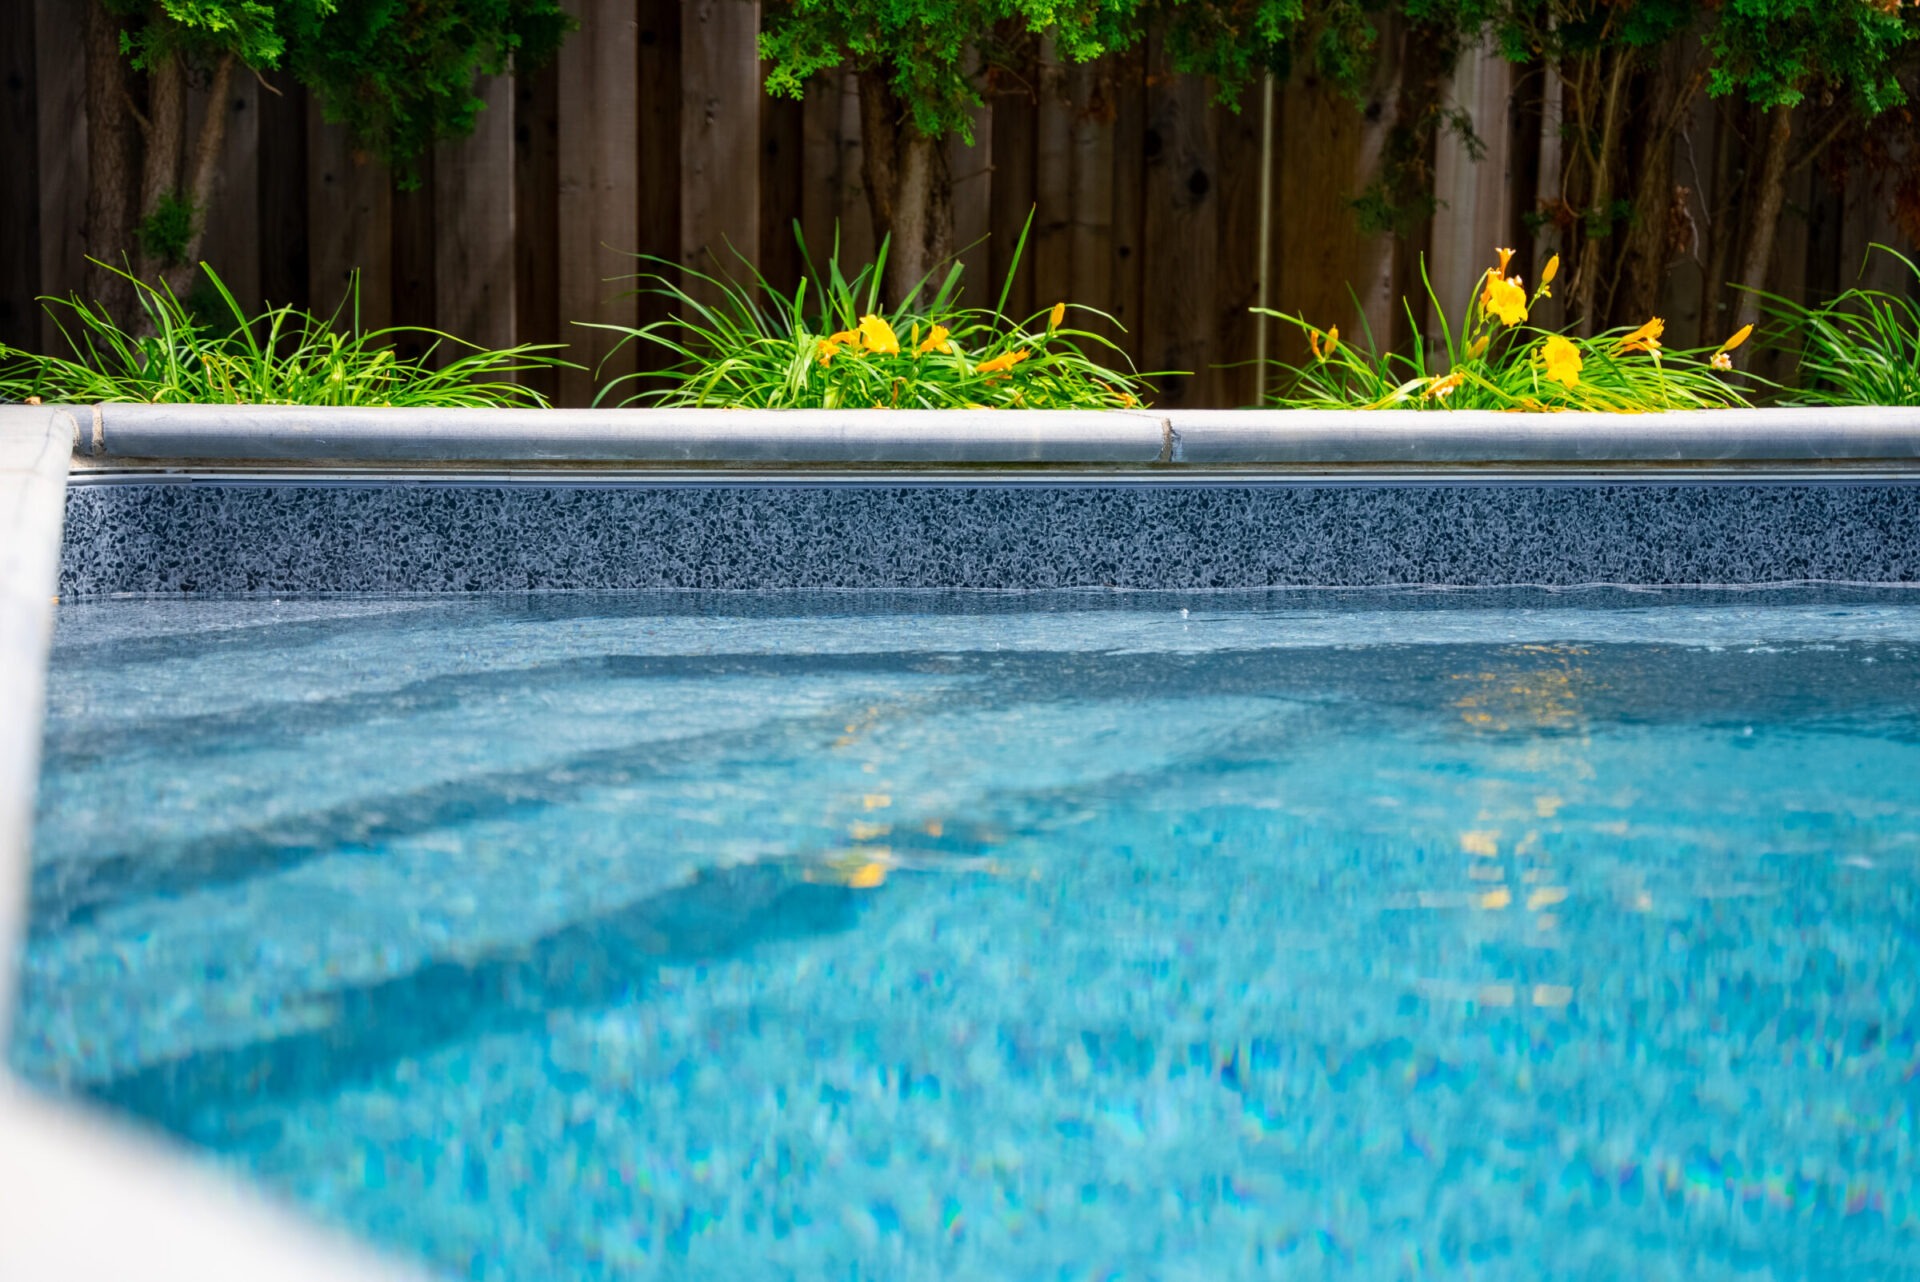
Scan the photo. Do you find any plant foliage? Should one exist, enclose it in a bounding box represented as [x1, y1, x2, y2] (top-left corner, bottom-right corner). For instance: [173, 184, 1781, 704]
[1260, 247, 1754, 411]
[0, 261, 568, 407]
[591, 223, 1158, 410]
[1760, 245, 1920, 407]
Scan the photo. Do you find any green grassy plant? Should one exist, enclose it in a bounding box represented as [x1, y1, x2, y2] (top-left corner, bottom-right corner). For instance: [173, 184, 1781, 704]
[1258, 249, 1753, 412]
[590, 221, 1157, 409]
[0, 261, 569, 407]
[1759, 246, 1920, 407]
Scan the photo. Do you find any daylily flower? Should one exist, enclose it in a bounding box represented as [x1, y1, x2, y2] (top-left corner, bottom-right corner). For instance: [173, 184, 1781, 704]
[917, 324, 952, 355]
[1540, 254, 1560, 288]
[818, 327, 861, 365]
[1495, 247, 1516, 276]
[1617, 317, 1665, 354]
[1542, 335, 1582, 388]
[1718, 323, 1754, 354]
[1425, 370, 1466, 401]
[1711, 352, 1733, 371]
[1483, 274, 1529, 326]
[1325, 325, 1339, 356]
[1049, 301, 1066, 331]
[1466, 335, 1490, 360]
[977, 349, 1029, 375]
[858, 314, 900, 355]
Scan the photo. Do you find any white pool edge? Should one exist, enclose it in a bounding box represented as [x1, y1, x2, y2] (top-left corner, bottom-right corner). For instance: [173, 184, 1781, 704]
[0, 405, 420, 1281]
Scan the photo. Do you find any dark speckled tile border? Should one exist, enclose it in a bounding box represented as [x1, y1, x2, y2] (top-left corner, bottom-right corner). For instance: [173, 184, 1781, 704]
[58, 478, 1920, 594]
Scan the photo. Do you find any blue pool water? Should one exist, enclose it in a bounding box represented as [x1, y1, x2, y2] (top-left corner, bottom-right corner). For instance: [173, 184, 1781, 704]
[11, 589, 1920, 1280]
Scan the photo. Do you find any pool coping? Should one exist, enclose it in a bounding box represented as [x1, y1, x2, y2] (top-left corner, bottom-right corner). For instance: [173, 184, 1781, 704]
[0, 406, 422, 1282]
[66, 403, 1920, 469]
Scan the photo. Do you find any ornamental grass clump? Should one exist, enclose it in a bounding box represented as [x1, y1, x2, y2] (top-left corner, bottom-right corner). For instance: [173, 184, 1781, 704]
[1259, 248, 1753, 412]
[590, 222, 1153, 409]
[0, 261, 568, 407]
[1759, 246, 1920, 407]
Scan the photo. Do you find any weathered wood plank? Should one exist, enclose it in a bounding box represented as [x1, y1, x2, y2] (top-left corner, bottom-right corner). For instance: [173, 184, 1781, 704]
[390, 155, 437, 362]
[1031, 38, 1071, 326]
[515, 61, 561, 400]
[1430, 45, 1512, 326]
[988, 57, 1038, 321]
[834, 68, 875, 270]
[1212, 90, 1264, 408]
[556, 0, 640, 406]
[1107, 48, 1146, 373]
[1140, 58, 1217, 409]
[0, 0, 41, 349]
[759, 64, 806, 296]
[307, 117, 392, 331]
[256, 79, 309, 310]
[1066, 60, 1114, 334]
[33, 0, 86, 348]
[949, 68, 994, 308]
[435, 74, 516, 351]
[681, 0, 761, 300]
[633, 0, 682, 387]
[800, 77, 840, 271]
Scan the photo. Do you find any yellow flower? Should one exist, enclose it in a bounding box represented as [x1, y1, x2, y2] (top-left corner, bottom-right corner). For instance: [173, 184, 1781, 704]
[1483, 274, 1529, 326]
[1616, 317, 1665, 354]
[1495, 247, 1516, 276]
[1325, 325, 1339, 356]
[819, 328, 860, 365]
[1049, 301, 1066, 331]
[1466, 335, 1490, 360]
[977, 349, 1029, 375]
[1540, 254, 1560, 288]
[1711, 351, 1734, 371]
[1541, 335, 1582, 388]
[857, 314, 900, 355]
[917, 324, 952, 355]
[1718, 323, 1754, 354]
[1425, 370, 1467, 401]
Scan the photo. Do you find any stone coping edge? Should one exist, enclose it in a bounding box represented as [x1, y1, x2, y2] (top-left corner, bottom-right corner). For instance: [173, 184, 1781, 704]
[65, 403, 1920, 466]
[0, 404, 421, 1280]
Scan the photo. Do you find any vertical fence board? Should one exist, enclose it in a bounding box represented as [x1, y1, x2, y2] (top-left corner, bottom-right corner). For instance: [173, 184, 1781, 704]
[989, 65, 1038, 321]
[390, 158, 437, 363]
[1140, 60, 1217, 409]
[257, 80, 309, 310]
[1430, 46, 1512, 324]
[515, 63, 561, 401]
[308, 119, 392, 329]
[800, 79, 841, 270]
[0, 0, 41, 349]
[1108, 49, 1147, 369]
[834, 69, 875, 268]
[1031, 40, 1071, 322]
[759, 71, 806, 294]
[33, 0, 86, 350]
[193, 74, 260, 309]
[632, 0, 683, 394]
[435, 75, 516, 351]
[557, 0, 640, 407]
[681, 0, 760, 295]
[950, 96, 994, 307]
[1212, 95, 1263, 408]
[1066, 62, 1115, 337]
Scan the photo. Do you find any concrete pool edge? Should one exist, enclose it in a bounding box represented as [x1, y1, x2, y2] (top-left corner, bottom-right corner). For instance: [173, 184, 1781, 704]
[0, 406, 421, 1281]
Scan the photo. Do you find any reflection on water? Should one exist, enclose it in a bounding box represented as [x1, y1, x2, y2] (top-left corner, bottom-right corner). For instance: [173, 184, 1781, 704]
[13, 592, 1920, 1281]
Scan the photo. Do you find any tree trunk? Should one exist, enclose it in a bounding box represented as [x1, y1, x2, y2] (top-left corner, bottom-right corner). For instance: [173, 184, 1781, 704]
[1730, 104, 1793, 336]
[134, 49, 187, 283]
[160, 51, 236, 297]
[83, 0, 139, 315]
[857, 69, 955, 306]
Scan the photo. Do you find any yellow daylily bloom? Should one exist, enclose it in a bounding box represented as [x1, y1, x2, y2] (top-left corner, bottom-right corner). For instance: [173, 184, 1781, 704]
[1542, 334, 1582, 388]
[1049, 301, 1067, 331]
[1718, 322, 1754, 354]
[917, 324, 952, 355]
[1425, 370, 1467, 401]
[819, 329, 860, 365]
[1496, 247, 1516, 276]
[977, 349, 1029, 375]
[1466, 335, 1490, 360]
[1326, 325, 1339, 356]
[1540, 254, 1560, 288]
[1483, 274, 1529, 326]
[1616, 317, 1665, 354]
[857, 314, 901, 355]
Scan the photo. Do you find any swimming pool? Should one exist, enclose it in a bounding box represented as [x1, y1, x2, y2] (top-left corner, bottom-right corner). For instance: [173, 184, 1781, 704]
[11, 589, 1920, 1280]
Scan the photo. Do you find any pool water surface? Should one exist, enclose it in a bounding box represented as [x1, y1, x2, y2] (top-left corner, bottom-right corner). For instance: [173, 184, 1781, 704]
[11, 590, 1920, 1280]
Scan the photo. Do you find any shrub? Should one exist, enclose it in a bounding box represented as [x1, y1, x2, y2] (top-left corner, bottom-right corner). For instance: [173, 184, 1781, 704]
[1258, 248, 1754, 412]
[0, 261, 568, 407]
[1761, 245, 1920, 407]
[589, 223, 1156, 410]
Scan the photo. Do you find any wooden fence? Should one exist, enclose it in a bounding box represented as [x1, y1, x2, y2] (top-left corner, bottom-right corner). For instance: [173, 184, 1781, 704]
[3, 0, 1916, 408]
